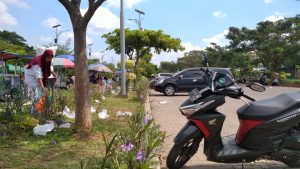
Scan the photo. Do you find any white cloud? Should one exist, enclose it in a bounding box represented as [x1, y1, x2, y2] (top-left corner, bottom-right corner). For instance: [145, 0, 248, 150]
[151, 42, 203, 66]
[106, 0, 146, 8]
[42, 17, 61, 29]
[213, 10, 227, 19]
[2, 0, 29, 9]
[80, 6, 119, 36]
[264, 12, 284, 22]
[0, 1, 18, 28]
[264, 0, 274, 4]
[202, 30, 229, 47]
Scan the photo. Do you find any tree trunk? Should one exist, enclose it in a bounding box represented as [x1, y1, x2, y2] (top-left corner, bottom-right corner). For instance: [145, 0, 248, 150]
[73, 27, 92, 132]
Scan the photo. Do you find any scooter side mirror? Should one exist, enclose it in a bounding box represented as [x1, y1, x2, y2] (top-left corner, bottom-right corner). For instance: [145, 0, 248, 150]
[200, 51, 209, 68]
[247, 82, 265, 92]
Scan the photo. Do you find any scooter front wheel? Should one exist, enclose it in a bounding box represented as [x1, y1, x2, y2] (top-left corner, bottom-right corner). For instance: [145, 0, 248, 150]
[166, 135, 201, 169]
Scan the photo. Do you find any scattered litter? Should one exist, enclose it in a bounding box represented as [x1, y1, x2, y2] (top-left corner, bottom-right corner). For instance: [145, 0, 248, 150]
[98, 109, 109, 119]
[59, 122, 71, 128]
[101, 95, 106, 100]
[94, 100, 101, 104]
[116, 111, 133, 117]
[51, 140, 57, 145]
[23, 100, 32, 106]
[62, 106, 75, 119]
[45, 120, 57, 127]
[33, 124, 55, 136]
[91, 106, 96, 113]
[159, 101, 167, 104]
[111, 90, 118, 94]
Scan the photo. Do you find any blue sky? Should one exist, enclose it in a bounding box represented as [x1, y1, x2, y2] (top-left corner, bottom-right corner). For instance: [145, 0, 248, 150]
[0, 0, 299, 66]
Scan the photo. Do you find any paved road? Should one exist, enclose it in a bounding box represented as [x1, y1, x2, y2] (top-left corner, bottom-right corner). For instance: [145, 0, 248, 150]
[149, 86, 300, 169]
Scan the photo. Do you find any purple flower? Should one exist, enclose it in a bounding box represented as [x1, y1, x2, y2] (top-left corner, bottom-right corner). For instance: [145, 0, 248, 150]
[136, 150, 143, 161]
[143, 117, 149, 125]
[121, 142, 134, 151]
[139, 94, 144, 100]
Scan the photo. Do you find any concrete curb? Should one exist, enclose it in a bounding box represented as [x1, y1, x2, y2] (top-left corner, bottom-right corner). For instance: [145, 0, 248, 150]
[144, 92, 161, 169]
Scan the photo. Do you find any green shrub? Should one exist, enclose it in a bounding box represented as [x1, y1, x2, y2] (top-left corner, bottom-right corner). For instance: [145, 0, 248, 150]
[281, 79, 300, 85]
[279, 71, 291, 81]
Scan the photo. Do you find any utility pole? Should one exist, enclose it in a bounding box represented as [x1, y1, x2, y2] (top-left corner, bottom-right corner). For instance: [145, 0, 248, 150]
[88, 44, 93, 60]
[120, 0, 126, 96]
[100, 50, 105, 63]
[52, 24, 61, 45]
[129, 9, 145, 30]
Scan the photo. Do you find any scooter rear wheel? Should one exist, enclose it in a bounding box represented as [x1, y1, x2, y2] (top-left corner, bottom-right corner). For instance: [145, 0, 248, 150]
[166, 136, 201, 169]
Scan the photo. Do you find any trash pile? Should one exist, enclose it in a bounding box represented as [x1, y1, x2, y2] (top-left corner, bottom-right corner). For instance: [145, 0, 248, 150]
[33, 119, 71, 136]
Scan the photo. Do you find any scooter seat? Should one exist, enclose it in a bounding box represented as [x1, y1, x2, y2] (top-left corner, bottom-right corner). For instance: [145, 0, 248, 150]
[237, 92, 300, 120]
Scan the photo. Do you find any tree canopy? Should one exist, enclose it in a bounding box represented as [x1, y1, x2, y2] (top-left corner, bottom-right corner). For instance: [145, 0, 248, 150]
[0, 30, 34, 55]
[102, 29, 184, 76]
[226, 15, 300, 73]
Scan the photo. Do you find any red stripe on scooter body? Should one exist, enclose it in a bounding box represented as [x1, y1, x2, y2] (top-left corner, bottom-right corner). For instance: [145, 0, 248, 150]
[189, 119, 210, 139]
[236, 119, 265, 144]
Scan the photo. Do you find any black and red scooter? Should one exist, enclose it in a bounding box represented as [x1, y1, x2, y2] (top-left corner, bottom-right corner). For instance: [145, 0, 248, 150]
[166, 56, 300, 169]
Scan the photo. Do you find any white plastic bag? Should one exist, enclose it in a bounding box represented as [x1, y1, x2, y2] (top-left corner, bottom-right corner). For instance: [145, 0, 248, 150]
[91, 106, 96, 113]
[33, 124, 55, 136]
[98, 109, 109, 119]
[62, 106, 75, 119]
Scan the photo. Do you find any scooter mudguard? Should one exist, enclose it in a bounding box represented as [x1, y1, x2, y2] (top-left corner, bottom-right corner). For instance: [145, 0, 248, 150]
[174, 121, 203, 145]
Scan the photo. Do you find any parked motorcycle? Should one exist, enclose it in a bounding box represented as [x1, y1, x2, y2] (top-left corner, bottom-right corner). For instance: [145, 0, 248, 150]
[166, 54, 300, 169]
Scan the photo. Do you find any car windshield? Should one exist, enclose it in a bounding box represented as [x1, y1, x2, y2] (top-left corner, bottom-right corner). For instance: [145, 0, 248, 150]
[173, 70, 186, 77]
[160, 73, 173, 77]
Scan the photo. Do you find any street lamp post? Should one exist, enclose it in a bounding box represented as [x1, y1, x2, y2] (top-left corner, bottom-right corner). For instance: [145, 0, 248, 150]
[129, 9, 145, 30]
[100, 50, 106, 63]
[88, 44, 93, 60]
[120, 0, 126, 96]
[52, 24, 61, 45]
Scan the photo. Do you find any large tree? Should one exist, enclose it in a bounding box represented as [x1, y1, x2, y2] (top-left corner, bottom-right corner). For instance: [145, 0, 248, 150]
[102, 29, 184, 77]
[177, 50, 203, 70]
[58, 0, 106, 132]
[226, 15, 300, 73]
[0, 30, 35, 54]
[159, 61, 179, 73]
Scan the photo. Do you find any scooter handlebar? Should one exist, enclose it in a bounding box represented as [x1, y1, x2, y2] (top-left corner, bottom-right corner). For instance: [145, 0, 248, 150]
[242, 93, 255, 102]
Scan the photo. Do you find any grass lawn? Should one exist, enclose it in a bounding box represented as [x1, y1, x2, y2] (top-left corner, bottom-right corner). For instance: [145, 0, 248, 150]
[0, 92, 142, 169]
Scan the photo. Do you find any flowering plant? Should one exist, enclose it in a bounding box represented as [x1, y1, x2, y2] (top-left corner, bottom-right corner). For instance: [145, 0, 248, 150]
[81, 107, 166, 169]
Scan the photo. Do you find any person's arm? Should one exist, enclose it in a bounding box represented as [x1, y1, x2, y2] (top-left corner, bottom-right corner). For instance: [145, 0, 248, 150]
[32, 65, 47, 92]
[37, 78, 45, 88]
[51, 70, 56, 77]
[50, 65, 56, 77]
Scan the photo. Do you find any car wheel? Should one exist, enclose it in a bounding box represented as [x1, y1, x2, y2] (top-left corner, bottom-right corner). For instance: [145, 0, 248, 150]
[164, 85, 175, 96]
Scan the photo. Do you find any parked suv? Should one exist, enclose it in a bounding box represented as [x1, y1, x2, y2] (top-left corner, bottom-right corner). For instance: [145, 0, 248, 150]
[149, 73, 173, 89]
[154, 67, 233, 96]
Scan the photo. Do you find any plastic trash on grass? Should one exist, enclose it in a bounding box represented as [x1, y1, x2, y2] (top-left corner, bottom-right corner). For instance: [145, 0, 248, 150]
[98, 109, 109, 119]
[91, 106, 96, 113]
[59, 122, 71, 128]
[116, 111, 133, 117]
[62, 106, 75, 119]
[33, 124, 55, 136]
